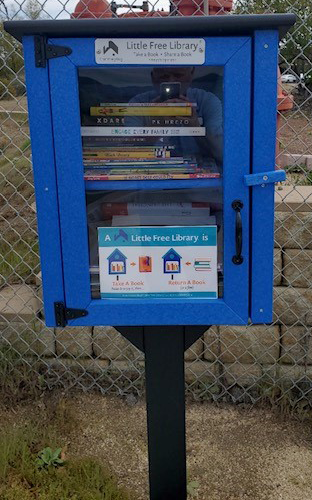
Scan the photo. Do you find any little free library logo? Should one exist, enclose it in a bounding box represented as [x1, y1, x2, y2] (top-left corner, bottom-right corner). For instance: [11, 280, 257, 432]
[95, 38, 205, 65]
[102, 229, 210, 245]
[102, 40, 119, 55]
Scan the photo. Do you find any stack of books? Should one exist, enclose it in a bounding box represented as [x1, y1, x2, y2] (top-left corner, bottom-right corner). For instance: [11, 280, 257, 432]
[82, 103, 220, 181]
[101, 201, 215, 226]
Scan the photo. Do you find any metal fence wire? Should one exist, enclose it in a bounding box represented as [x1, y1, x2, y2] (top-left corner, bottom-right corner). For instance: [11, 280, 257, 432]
[0, 0, 312, 407]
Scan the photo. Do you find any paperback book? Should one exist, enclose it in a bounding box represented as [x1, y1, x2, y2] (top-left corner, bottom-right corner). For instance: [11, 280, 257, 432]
[90, 103, 194, 116]
[84, 169, 221, 181]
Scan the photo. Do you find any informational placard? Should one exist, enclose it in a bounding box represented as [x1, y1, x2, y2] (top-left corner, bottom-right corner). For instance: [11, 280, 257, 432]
[98, 226, 218, 299]
[95, 38, 205, 65]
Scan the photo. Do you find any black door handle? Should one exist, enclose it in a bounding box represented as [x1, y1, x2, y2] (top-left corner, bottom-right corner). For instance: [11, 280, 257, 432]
[232, 200, 243, 265]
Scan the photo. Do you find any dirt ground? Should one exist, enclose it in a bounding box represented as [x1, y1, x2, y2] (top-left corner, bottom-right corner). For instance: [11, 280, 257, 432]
[2, 393, 312, 500]
[279, 112, 312, 156]
[0, 96, 28, 113]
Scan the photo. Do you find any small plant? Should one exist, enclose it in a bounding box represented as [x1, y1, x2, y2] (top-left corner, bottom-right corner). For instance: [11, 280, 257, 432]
[0, 422, 132, 499]
[284, 163, 312, 186]
[187, 479, 199, 497]
[36, 447, 65, 469]
[20, 138, 31, 151]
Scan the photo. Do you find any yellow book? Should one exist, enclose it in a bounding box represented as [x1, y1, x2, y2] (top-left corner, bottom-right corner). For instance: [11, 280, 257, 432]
[90, 106, 192, 117]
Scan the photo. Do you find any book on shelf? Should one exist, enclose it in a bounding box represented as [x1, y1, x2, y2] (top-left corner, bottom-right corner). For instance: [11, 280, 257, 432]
[111, 214, 217, 227]
[86, 117, 196, 126]
[84, 169, 221, 181]
[84, 165, 197, 170]
[99, 102, 197, 107]
[83, 153, 196, 165]
[83, 143, 176, 157]
[83, 163, 197, 169]
[81, 127, 206, 137]
[90, 103, 194, 117]
[83, 150, 172, 160]
[83, 145, 174, 152]
[101, 202, 211, 218]
[84, 145, 175, 150]
[83, 136, 169, 145]
[83, 159, 195, 168]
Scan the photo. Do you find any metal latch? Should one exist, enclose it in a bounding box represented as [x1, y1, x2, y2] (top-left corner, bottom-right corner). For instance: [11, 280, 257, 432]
[35, 36, 72, 68]
[54, 302, 88, 327]
[244, 170, 286, 187]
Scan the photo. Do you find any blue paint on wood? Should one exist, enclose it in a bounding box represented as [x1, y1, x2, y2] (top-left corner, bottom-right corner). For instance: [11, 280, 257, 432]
[49, 55, 91, 312]
[250, 31, 279, 323]
[68, 299, 247, 326]
[23, 36, 65, 326]
[244, 170, 285, 186]
[222, 38, 251, 323]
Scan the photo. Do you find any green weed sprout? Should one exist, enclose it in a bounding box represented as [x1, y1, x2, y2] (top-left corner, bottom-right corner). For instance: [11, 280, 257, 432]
[36, 447, 64, 469]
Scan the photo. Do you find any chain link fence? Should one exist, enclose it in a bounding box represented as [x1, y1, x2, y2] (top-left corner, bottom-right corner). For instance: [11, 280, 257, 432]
[0, 0, 312, 409]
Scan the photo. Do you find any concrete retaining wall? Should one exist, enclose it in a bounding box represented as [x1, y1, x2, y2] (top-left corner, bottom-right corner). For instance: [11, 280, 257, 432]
[1, 187, 312, 394]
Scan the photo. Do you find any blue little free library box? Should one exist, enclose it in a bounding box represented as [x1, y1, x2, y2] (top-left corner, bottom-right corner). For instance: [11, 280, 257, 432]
[5, 14, 296, 328]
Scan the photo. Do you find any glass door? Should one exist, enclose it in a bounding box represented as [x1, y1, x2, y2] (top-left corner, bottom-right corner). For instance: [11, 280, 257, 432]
[80, 65, 223, 299]
[49, 36, 251, 326]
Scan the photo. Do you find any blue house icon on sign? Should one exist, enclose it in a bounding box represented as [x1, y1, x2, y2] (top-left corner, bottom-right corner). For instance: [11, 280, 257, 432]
[108, 249, 127, 275]
[162, 248, 182, 275]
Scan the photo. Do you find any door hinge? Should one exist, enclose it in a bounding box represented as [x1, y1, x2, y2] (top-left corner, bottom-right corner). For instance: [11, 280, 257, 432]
[54, 302, 88, 327]
[244, 170, 286, 187]
[35, 35, 72, 68]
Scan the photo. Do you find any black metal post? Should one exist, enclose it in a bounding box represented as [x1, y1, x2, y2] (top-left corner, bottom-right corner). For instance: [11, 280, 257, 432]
[144, 326, 187, 500]
[118, 325, 207, 500]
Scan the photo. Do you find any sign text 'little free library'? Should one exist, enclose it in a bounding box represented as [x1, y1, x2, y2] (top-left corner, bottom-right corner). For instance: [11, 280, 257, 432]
[98, 226, 218, 299]
[95, 38, 205, 65]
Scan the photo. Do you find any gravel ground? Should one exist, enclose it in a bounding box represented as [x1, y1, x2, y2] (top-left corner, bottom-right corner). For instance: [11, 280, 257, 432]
[279, 112, 312, 156]
[37, 393, 312, 500]
[1, 393, 312, 499]
[0, 96, 28, 113]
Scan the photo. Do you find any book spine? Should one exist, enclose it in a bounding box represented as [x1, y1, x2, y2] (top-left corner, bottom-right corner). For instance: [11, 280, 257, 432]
[82, 137, 171, 146]
[102, 202, 210, 209]
[83, 146, 174, 151]
[86, 117, 195, 126]
[90, 107, 193, 117]
[99, 102, 196, 107]
[81, 127, 206, 137]
[84, 173, 220, 180]
[84, 157, 187, 164]
[101, 202, 210, 216]
[83, 136, 166, 142]
[83, 151, 171, 159]
[84, 160, 189, 166]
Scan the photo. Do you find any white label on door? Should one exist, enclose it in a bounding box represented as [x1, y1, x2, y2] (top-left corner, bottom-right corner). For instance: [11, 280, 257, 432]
[95, 38, 205, 65]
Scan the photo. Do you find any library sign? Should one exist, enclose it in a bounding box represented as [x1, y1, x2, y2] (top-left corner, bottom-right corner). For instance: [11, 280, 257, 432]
[98, 226, 218, 299]
[95, 38, 206, 65]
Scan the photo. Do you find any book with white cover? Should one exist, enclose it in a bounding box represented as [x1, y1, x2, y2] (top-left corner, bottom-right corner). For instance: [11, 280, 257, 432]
[111, 215, 216, 227]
